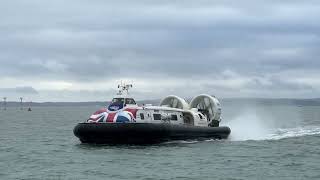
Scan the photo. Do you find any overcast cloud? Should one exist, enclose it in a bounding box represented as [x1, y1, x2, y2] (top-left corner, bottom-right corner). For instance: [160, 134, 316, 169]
[1, 0, 320, 102]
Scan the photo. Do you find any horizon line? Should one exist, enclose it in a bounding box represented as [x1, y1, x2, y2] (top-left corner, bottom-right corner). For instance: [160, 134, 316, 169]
[2, 97, 320, 103]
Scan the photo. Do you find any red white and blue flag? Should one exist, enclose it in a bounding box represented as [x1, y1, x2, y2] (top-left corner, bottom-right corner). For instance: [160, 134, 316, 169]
[87, 108, 137, 123]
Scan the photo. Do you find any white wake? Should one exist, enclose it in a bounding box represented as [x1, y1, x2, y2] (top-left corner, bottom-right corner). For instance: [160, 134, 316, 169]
[224, 111, 320, 141]
[266, 126, 320, 140]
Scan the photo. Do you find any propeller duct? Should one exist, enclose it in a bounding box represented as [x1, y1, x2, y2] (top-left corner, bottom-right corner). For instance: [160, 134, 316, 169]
[190, 94, 222, 127]
[160, 95, 190, 110]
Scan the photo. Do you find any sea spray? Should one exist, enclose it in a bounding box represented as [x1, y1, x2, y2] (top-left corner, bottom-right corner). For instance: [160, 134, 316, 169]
[222, 109, 320, 141]
[224, 111, 273, 141]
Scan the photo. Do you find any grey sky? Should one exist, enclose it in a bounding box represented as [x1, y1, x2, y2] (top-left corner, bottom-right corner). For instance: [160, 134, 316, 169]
[1, 0, 320, 101]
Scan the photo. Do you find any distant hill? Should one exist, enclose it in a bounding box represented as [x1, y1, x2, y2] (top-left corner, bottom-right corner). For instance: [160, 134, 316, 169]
[1, 98, 320, 107]
[222, 98, 320, 106]
[0, 99, 161, 107]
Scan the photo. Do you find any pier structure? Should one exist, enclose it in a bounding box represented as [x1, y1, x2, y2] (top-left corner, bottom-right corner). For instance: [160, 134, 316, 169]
[3, 97, 7, 110]
[20, 97, 23, 110]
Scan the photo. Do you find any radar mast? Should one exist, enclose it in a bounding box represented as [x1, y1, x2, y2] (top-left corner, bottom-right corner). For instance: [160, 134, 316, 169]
[117, 82, 133, 96]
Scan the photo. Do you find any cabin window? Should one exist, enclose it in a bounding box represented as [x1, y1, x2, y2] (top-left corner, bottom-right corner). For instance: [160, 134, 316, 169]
[171, 114, 178, 121]
[140, 113, 145, 120]
[125, 98, 136, 105]
[112, 98, 124, 104]
[153, 114, 161, 120]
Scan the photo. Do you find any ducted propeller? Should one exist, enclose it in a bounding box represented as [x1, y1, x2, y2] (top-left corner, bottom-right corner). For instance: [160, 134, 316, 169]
[160, 95, 189, 110]
[190, 94, 222, 127]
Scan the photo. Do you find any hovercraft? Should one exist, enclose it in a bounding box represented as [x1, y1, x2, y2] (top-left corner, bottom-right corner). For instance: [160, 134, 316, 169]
[73, 83, 231, 144]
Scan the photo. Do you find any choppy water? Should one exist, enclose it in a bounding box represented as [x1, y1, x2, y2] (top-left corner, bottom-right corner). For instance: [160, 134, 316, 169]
[1, 103, 320, 180]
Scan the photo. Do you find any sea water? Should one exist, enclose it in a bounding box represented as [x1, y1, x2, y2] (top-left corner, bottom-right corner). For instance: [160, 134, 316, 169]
[1, 102, 320, 180]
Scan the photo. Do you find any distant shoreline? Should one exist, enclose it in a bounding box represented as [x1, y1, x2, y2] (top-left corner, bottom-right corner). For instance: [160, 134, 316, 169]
[1, 98, 320, 107]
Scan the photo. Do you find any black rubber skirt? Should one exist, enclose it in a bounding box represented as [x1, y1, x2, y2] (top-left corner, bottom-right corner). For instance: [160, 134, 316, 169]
[74, 123, 231, 144]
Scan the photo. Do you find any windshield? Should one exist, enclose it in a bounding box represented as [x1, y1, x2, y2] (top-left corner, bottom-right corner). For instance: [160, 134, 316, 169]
[111, 98, 125, 104]
[125, 98, 136, 105]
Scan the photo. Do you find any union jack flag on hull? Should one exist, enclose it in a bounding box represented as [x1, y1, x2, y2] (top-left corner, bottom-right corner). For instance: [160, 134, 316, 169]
[87, 108, 138, 123]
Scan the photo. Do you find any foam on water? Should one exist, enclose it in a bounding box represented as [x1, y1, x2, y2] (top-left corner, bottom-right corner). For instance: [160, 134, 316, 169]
[224, 110, 320, 141]
[225, 111, 272, 141]
[266, 126, 320, 140]
[162, 140, 200, 145]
